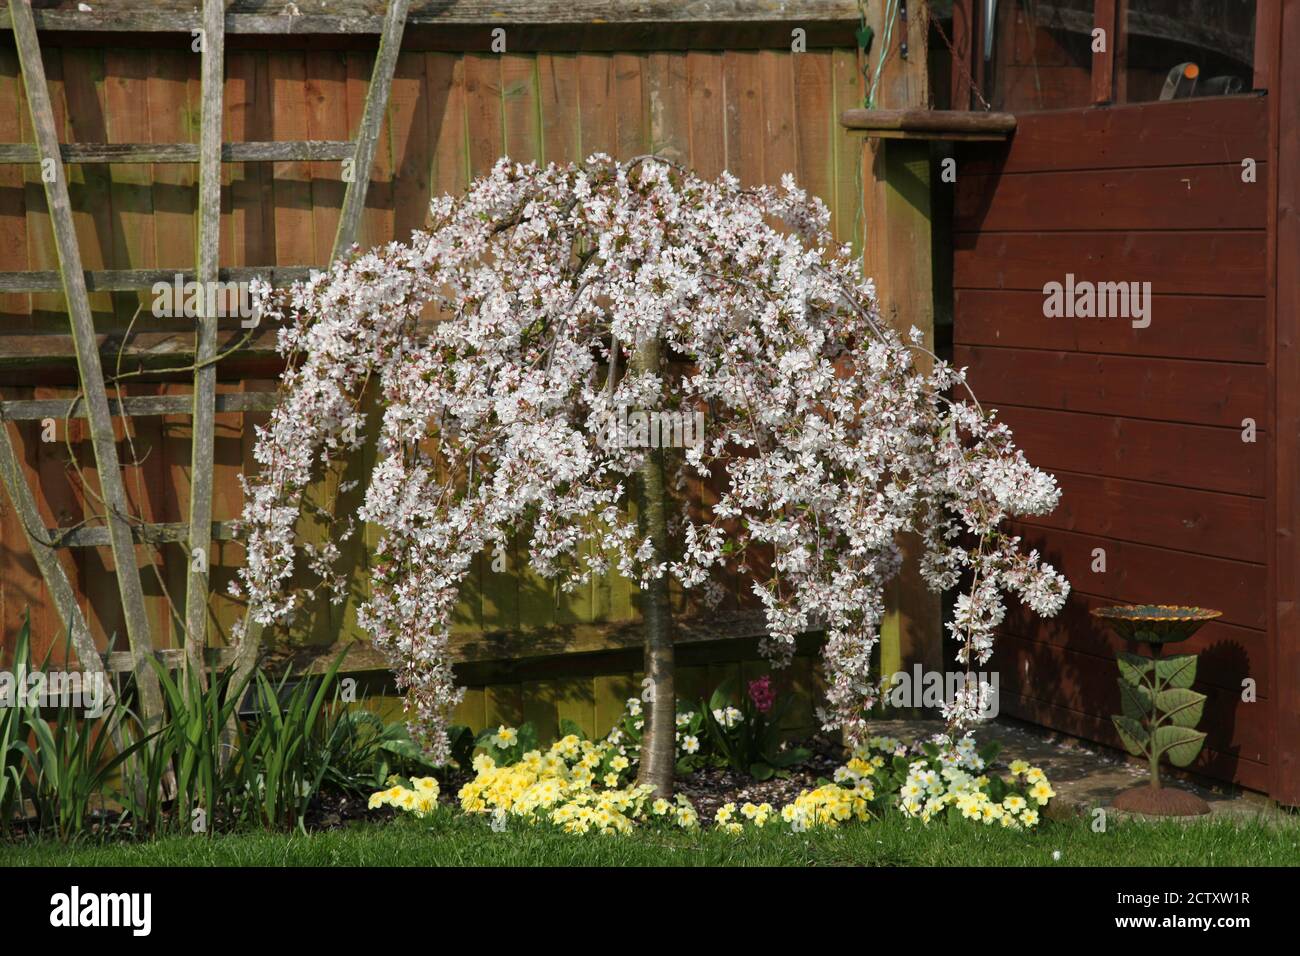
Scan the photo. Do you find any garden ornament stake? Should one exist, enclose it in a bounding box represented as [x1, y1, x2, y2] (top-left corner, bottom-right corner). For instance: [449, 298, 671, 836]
[1093, 604, 1220, 816]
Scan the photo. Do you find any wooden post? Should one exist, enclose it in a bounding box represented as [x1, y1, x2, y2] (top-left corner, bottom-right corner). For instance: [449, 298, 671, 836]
[1092, 0, 1118, 104]
[1269, 0, 1300, 806]
[183, 0, 224, 689]
[7, 0, 163, 726]
[331, 0, 409, 260]
[857, 0, 945, 697]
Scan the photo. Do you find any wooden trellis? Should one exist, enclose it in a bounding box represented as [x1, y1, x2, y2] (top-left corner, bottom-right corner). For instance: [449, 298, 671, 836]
[0, 0, 409, 721]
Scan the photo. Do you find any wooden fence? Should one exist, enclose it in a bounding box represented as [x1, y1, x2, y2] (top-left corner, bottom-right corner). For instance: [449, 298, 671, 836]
[0, 22, 866, 738]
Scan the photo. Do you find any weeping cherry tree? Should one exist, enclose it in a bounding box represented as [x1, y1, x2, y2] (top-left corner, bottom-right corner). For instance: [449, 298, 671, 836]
[233, 156, 1070, 797]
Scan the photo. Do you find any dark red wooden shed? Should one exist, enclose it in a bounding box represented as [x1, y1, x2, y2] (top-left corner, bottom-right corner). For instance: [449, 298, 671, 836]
[938, 0, 1299, 804]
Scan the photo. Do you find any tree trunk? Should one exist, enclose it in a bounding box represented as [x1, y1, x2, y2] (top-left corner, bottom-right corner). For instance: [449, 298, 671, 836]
[632, 336, 676, 798]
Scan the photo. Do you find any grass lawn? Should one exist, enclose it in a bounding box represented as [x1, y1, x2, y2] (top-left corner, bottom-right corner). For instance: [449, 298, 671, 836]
[2, 810, 1296, 867]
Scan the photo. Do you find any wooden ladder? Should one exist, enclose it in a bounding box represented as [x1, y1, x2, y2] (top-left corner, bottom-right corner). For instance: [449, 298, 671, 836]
[0, 0, 408, 725]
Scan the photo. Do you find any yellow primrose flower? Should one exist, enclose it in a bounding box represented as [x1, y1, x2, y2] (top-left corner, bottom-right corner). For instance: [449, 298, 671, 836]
[1030, 780, 1056, 804]
[1009, 759, 1031, 776]
[846, 757, 874, 778]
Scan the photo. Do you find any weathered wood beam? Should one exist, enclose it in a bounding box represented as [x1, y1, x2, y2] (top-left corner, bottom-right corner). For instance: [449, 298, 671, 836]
[0, 328, 283, 370]
[40, 520, 240, 549]
[185, 0, 226, 687]
[0, 391, 278, 420]
[331, 0, 408, 259]
[8, 0, 164, 725]
[0, 1, 860, 34]
[855, 0, 944, 687]
[0, 265, 317, 294]
[274, 611, 778, 674]
[103, 646, 237, 673]
[841, 108, 1016, 141]
[100, 611, 798, 674]
[0, 141, 355, 164]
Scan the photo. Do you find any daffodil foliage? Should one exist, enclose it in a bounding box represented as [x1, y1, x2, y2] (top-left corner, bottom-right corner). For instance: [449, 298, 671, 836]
[235, 156, 1069, 762]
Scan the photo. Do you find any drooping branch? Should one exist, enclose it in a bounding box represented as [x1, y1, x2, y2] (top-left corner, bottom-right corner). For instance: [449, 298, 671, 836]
[235, 155, 1070, 764]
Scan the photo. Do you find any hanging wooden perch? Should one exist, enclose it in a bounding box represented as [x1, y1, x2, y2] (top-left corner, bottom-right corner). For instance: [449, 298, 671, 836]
[840, 108, 1017, 141]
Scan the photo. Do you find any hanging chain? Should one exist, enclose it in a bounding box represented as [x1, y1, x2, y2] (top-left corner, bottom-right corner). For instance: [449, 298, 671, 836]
[929, 5, 994, 111]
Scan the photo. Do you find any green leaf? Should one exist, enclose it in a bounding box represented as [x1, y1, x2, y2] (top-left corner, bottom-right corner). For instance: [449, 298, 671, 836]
[700, 701, 742, 772]
[1118, 678, 1152, 719]
[1117, 652, 1154, 686]
[769, 747, 811, 768]
[1155, 654, 1197, 690]
[379, 738, 441, 770]
[987, 776, 1008, 803]
[977, 740, 1002, 764]
[517, 722, 539, 752]
[708, 677, 737, 714]
[1111, 715, 1149, 758]
[749, 762, 775, 781]
[558, 718, 587, 741]
[1155, 687, 1206, 729]
[1152, 725, 1207, 767]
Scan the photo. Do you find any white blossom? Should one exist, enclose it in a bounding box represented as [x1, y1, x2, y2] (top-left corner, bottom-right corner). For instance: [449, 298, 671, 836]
[235, 156, 1069, 760]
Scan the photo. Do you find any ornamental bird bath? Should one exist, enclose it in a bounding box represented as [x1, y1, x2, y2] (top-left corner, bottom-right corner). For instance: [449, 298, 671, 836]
[1091, 604, 1221, 817]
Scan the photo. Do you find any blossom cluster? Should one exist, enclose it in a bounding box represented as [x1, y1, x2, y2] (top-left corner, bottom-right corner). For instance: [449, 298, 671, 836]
[370, 722, 1058, 837]
[367, 776, 440, 816]
[454, 735, 700, 835]
[715, 801, 777, 833]
[238, 154, 1070, 759]
[865, 734, 1055, 829]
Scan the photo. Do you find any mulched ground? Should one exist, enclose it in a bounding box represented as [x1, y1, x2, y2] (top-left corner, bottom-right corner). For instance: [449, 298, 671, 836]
[673, 735, 844, 822]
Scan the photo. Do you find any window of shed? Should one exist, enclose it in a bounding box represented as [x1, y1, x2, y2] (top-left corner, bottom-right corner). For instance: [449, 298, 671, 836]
[1118, 0, 1257, 102]
[983, 0, 1096, 112]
